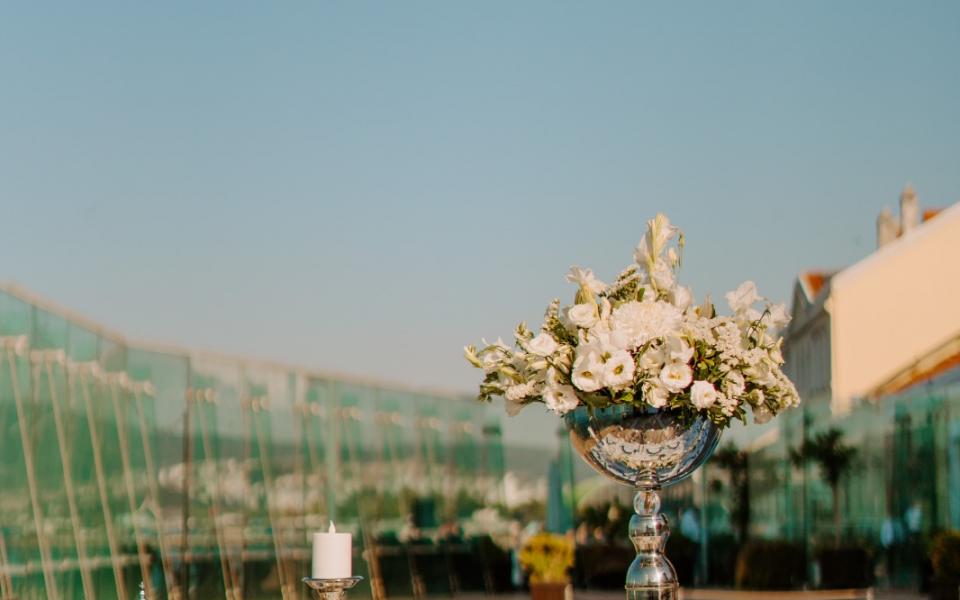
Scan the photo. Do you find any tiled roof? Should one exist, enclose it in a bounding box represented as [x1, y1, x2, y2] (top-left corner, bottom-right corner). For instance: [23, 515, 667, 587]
[799, 270, 834, 301]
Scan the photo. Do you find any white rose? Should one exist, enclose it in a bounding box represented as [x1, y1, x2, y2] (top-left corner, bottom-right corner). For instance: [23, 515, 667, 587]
[571, 351, 604, 392]
[659, 362, 693, 393]
[527, 333, 559, 357]
[543, 384, 580, 415]
[725, 281, 759, 314]
[690, 380, 719, 409]
[642, 381, 671, 408]
[567, 303, 600, 329]
[602, 350, 636, 389]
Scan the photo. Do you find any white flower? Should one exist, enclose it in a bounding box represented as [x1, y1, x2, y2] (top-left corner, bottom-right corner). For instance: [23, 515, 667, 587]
[544, 366, 563, 387]
[753, 404, 772, 424]
[769, 338, 784, 365]
[766, 303, 791, 330]
[649, 261, 676, 292]
[571, 352, 604, 392]
[638, 343, 667, 373]
[664, 335, 694, 363]
[667, 247, 680, 267]
[719, 393, 739, 417]
[603, 351, 636, 389]
[610, 300, 683, 349]
[659, 362, 693, 393]
[543, 384, 580, 415]
[746, 388, 765, 407]
[722, 370, 746, 399]
[579, 320, 630, 354]
[527, 333, 559, 357]
[567, 303, 599, 329]
[672, 285, 693, 311]
[642, 381, 671, 408]
[634, 213, 677, 267]
[504, 397, 526, 416]
[725, 281, 759, 314]
[690, 380, 719, 409]
[566, 266, 607, 295]
[505, 382, 537, 402]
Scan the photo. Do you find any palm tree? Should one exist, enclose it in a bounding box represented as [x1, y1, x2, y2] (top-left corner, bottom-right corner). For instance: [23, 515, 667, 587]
[711, 443, 750, 543]
[790, 428, 857, 548]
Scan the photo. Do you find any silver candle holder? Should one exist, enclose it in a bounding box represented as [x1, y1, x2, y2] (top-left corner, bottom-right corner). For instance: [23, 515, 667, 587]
[302, 576, 364, 600]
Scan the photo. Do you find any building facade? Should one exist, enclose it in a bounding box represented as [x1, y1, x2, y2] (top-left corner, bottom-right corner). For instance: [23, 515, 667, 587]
[0, 284, 501, 600]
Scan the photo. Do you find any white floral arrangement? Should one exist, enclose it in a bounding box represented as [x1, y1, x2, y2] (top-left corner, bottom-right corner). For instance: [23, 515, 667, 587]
[464, 214, 800, 429]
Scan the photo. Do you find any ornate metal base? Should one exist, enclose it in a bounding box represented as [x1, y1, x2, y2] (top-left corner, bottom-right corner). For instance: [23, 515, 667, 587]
[625, 487, 677, 600]
[302, 576, 364, 600]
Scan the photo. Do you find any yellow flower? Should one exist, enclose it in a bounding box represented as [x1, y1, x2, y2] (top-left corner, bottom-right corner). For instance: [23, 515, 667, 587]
[518, 533, 574, 584]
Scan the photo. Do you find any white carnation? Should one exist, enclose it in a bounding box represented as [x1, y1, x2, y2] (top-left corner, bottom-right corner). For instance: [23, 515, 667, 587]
[610, 300, 683, 349]
[690, 380, 719, 409]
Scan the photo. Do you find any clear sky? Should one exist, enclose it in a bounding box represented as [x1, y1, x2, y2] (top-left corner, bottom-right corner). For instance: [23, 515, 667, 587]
[1, 2, 958, 447]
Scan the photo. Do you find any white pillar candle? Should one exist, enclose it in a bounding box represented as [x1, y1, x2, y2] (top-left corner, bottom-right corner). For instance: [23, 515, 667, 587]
[312, 521, 352, 579]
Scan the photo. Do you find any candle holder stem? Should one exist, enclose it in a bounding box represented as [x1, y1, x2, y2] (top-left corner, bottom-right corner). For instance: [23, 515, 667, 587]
[302, 576, 364, 600]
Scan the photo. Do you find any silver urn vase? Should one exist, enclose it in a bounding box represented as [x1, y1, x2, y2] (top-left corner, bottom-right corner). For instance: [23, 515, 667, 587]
[565, 405, 721, 599]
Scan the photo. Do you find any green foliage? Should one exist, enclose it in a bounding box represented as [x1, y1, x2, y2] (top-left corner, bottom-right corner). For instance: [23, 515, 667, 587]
[791, 427, 857, 548]
[791, 427, 857, 487]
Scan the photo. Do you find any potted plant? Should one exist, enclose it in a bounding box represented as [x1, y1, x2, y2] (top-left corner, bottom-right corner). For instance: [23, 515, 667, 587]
[518, 533, 574, 600]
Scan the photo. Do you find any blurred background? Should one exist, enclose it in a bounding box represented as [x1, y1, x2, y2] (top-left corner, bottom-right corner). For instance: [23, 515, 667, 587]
[1, 1, 959, 599]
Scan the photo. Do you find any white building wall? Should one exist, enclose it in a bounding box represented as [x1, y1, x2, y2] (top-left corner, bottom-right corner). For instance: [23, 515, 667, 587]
[829, 201, 960, 412]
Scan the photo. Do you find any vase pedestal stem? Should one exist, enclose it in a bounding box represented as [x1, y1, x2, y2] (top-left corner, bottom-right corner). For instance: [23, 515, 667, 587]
[625, 473, 678, 600]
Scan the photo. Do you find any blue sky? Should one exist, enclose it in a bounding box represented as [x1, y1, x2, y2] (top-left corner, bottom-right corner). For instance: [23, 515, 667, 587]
[1, 1, 958, 446]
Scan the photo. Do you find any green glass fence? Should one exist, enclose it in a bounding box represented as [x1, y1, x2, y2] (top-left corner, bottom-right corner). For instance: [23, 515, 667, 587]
[662, 375, 960, 588]
[0, 286, 496, 600]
